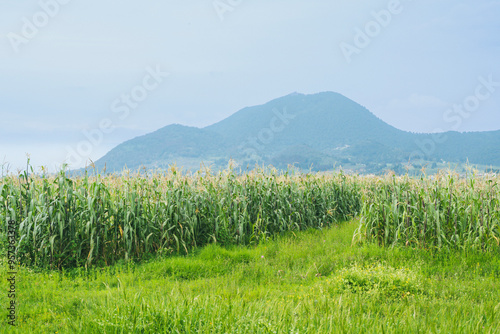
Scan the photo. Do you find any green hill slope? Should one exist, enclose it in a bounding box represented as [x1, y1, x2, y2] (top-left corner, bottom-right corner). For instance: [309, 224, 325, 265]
[94, 92, 500, 172]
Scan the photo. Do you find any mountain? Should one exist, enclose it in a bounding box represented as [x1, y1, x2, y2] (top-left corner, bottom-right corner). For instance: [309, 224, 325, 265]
[93, 92, 500, 173]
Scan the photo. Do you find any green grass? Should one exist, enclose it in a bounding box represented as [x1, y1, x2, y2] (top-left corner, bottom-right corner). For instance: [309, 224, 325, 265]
[2, 221, 500, 333]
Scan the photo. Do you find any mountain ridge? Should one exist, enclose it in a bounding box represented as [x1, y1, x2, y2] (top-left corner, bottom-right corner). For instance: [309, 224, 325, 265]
[93, 92, 500, 173]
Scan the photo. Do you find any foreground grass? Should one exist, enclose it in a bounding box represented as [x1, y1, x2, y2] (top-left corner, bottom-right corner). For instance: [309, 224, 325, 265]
[2, 220, 500, 333]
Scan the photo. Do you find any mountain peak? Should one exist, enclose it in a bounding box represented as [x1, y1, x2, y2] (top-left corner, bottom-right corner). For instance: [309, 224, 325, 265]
[285, 91, 304, 97]
[94, 92, 500, 173]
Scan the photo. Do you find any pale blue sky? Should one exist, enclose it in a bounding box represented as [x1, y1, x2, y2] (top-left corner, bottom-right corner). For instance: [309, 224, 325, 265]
[1, 0, 499, 172]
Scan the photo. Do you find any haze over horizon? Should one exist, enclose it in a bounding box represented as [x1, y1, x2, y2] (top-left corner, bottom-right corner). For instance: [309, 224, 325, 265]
[1, 0, 499, 172]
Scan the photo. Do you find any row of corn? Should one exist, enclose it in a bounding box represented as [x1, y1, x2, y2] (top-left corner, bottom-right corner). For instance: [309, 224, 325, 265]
[0, 167, 360, 269]
[356, 172, 500, 250]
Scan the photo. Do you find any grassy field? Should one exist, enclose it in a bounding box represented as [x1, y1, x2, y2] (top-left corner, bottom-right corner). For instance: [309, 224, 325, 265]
[1, 168, 500, 332]
[1, 221, 500, 333]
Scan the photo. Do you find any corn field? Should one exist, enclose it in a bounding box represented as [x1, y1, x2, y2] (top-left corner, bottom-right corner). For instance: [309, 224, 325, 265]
[2, 166, 499, 270]
[356, 172, 500, 250]
[0, 167, 360, 269]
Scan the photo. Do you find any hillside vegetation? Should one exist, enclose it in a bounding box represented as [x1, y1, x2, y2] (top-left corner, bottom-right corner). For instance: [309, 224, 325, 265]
[94, 92, 500, 173]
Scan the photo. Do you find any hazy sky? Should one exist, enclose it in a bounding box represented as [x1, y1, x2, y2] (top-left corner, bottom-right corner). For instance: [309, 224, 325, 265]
[1, 0, 499, 172]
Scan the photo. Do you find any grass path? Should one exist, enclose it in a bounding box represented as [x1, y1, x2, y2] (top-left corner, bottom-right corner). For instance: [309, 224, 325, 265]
[2, 220, 500, 333]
